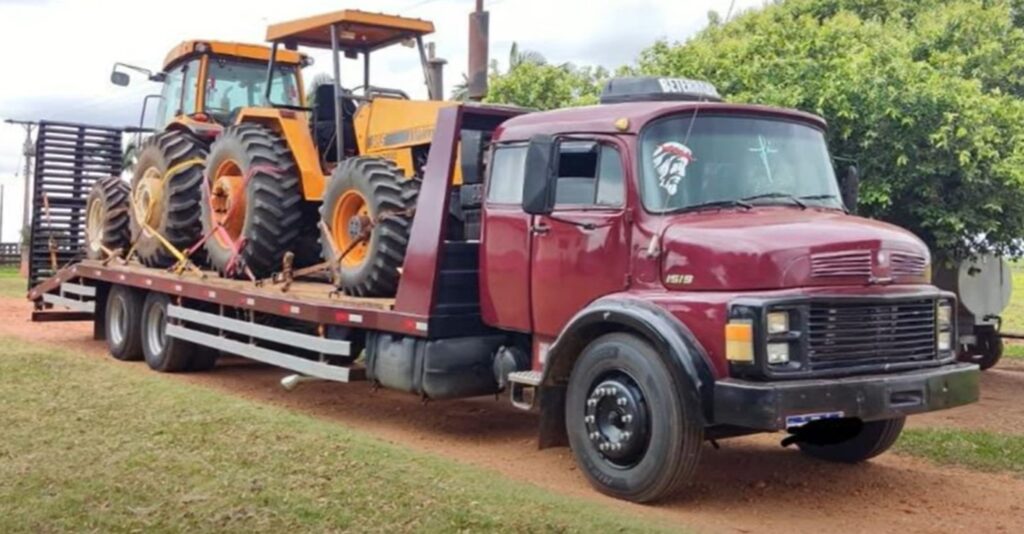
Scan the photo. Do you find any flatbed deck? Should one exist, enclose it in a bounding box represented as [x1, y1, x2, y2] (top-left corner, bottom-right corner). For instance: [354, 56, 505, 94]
[30, 259, 430, 337]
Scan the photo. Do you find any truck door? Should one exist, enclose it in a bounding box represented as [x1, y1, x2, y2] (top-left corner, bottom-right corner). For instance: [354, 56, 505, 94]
[530, 139, 631, 338]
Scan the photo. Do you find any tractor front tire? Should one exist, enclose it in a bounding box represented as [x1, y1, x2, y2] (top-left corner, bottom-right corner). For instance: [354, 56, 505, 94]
[320, 157, 415, 297]
[201, 124, 312, 278]
[130, 131, 207, 267]
[84, 175, 131, 260]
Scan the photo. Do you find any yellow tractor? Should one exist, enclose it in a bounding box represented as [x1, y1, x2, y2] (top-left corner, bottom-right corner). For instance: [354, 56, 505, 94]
[103, 41, 308, 267]
[200, 10, 459, 295]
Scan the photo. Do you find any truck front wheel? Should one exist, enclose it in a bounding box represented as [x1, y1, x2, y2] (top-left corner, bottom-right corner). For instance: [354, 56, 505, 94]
[796, 417, 905, 463]
[565, 333, 703, 503]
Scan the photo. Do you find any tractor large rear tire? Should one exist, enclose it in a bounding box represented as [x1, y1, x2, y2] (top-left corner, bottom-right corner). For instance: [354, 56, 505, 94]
[201, 124, 315, 278]
[320, 158, 415, 297]
[130, 131, 207, 267]
[84, 175, 131, 260]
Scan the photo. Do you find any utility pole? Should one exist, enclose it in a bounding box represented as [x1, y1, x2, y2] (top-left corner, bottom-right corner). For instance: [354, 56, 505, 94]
[4, 119, 37, 241]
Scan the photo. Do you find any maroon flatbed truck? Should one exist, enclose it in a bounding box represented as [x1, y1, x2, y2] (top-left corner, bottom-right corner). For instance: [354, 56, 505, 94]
[29, 78, 979, 503]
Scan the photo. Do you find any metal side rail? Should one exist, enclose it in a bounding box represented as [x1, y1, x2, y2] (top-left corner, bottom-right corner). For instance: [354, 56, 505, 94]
[165, 304, 364, 384]
[30, 270, 97, 322]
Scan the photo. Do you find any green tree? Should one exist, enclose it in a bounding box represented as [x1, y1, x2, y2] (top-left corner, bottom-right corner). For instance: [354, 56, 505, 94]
[483, 43, 609, 110]
[636, 0, 1024, 260]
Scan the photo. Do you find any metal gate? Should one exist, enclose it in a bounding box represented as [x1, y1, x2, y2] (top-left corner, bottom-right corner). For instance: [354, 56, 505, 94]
[28, 121, 123, 288]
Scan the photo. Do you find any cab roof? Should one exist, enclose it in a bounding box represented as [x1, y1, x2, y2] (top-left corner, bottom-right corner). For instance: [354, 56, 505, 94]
[265, 10, 434, 51]
[496, 101, 828, 142]
[164, 40, 304, 71]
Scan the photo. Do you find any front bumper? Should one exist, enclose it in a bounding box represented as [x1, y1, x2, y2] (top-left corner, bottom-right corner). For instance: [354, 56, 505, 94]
[713, 363, 979, 431]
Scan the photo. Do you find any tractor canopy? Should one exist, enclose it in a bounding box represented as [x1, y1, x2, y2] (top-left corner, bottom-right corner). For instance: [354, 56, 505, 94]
[265, 10, 434, 51]
[163, 40, 306, 71]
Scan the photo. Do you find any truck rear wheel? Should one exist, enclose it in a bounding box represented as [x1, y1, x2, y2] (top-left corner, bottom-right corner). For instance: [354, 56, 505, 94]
[84, 175, 131, 260]
[796, 417, 905, 463]
[141, 292, 213, 373]
[130, 131, 207, 267]
[105, 285, 143, 361]
[201, 124, 314, 278]
[565, 333, 703, 503]
[319, 157, 415, 297]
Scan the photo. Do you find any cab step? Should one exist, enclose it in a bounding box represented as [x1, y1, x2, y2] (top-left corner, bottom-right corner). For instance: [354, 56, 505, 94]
[508, 370, 543, 411]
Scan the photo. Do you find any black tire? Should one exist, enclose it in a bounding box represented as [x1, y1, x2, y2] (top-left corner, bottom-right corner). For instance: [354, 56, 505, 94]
[141, 292, 200, 373]
[201, 124, 310, 278]
[797, 417, 905, 463]
[319, 157, 415, 297]
[105, 285, 143, 361]
[84, 175, 131, 260]
[974, 329, 1004, 371]
[565, 333, 703, 503]
[130, 131, 207, 267]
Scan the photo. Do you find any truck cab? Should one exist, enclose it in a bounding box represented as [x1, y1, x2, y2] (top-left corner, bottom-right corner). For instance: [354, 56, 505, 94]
[483, 78, 979, 502]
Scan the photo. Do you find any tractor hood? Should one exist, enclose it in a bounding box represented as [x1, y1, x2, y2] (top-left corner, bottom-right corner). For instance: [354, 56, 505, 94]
[659, 208, 931, 291]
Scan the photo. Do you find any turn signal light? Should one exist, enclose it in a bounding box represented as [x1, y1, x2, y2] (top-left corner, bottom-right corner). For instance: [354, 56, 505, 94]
[725, 320, 754, 363]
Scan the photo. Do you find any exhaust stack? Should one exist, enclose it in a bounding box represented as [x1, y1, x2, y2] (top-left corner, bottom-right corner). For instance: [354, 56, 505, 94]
[467, 0, 489, 101]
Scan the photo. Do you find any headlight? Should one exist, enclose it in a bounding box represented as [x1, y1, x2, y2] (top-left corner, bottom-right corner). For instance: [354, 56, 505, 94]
[767, 311, 790, 334]
[938, 301, 953, 327]
[937, 331, 953, 352]
[766, 343, 790, 365]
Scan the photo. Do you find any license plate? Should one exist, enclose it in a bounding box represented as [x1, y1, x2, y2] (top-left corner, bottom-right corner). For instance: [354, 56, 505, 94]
[785, 411, 844, 429]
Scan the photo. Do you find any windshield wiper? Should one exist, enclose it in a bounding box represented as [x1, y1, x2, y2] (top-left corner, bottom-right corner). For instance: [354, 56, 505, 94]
[741, 192, 807, 209]
[797, 194, 839, 201]
[679, 199, 754, 213]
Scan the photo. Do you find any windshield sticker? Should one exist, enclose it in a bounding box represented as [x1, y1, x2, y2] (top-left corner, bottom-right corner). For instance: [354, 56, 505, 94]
[749, 135, 778, 183]
[652, 142, 695, 196]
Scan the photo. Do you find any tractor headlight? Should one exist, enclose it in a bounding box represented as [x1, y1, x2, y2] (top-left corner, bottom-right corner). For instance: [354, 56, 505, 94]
[767, 311, 790, 334]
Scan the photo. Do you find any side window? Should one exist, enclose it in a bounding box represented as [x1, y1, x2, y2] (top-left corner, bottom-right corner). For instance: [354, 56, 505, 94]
[180, 60, 200, 116]
[554, 142, 625, 208]
[486, 145, 528, 204]
[155, 65, 185, 129]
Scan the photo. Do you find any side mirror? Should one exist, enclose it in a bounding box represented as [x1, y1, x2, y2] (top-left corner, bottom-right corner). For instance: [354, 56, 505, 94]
[840, 164, 860, 213]
[460, 130, 487, 186]
[110, 71, 130, 87]
[523, 134, 557, 216]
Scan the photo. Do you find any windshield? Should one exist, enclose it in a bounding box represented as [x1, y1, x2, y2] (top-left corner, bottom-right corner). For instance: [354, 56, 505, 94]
[639, 114, 843, 213]
[204, 58, 300, 117]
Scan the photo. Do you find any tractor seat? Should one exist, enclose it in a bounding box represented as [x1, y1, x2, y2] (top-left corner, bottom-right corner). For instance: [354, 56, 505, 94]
[312, 83, 358, 164]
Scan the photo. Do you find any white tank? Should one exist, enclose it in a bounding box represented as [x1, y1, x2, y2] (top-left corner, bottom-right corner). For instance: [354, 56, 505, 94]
[955, 255, 1012, 321]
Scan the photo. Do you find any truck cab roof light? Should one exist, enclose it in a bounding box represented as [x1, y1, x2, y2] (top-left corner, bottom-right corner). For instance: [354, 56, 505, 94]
[599, 76, 722, 105]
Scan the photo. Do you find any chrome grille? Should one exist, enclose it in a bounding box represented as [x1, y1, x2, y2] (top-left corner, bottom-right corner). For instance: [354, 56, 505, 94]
[807, 299, 937, 371]
[810, 250, 872, 278]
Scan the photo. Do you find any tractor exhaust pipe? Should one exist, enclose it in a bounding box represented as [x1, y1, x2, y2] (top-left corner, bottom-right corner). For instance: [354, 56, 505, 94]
[467, 0, 489, 101]
[426, 42, 447, 101]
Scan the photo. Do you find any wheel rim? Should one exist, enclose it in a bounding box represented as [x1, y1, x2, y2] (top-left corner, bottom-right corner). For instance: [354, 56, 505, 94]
[86, 196, 104, 253]
[145, 301, 166, 356]
[584, 372, 651, 468]
[331, 190, 371, 268]
[210, 159, 247, 247]
[109, 294, 127, 347]
[133, 165, 165, 228]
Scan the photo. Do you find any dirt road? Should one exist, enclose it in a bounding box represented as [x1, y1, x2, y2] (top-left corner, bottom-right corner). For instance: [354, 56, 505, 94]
[3, 297, 1022, 533]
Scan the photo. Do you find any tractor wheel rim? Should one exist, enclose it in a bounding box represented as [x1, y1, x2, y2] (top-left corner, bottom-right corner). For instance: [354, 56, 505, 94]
[109, 294, 127, 346]
[86, 197, 104, 252]
[145, 302, 166, 355]
[584, 372, 651, 468]
[332, 190, 371, 268]
[133, 166, 164, 228]
[210, 159, 247, 247]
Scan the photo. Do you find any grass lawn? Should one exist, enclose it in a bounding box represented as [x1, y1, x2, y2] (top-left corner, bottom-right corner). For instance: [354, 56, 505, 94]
[0, 336, 674, 533]
[0, 266, 25, 299]
[897, 429, 1024, 477]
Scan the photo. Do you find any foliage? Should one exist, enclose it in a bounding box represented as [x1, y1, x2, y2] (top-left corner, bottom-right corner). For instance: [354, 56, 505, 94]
[634, 0, 1024, 260]
[483, 42, 610, 110]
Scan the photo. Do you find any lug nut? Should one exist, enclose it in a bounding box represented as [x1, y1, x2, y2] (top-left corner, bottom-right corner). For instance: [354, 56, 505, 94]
[587, 399, 597, 407]
[590, 431, 600, 440]
[622, 414, 633, 423]
[584, 415, 595, 424]
[617, 397, 628, 406]
[622, 431, 632, 440]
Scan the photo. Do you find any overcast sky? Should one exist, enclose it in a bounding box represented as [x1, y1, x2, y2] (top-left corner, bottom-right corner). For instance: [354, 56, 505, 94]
[0, 0, 765, 242]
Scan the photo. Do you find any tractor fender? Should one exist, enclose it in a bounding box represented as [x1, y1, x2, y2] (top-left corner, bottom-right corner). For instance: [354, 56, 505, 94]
[541, 297, 717, 425]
